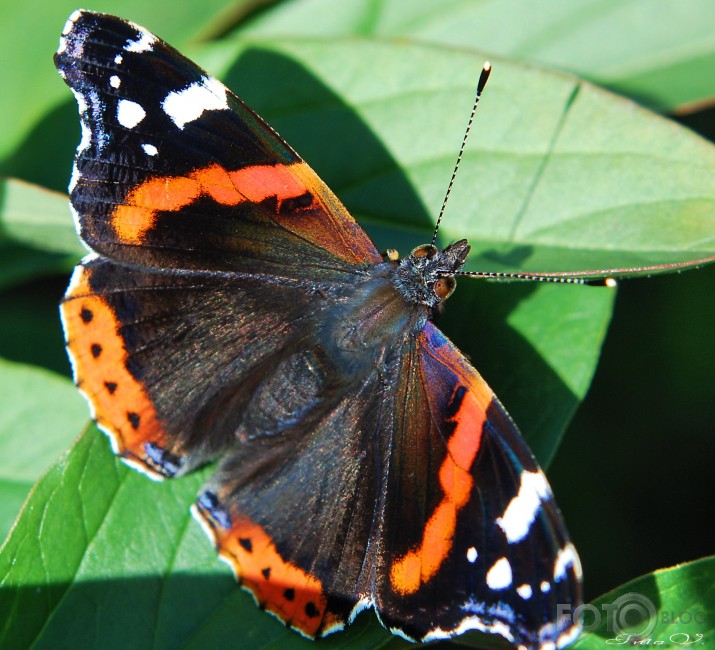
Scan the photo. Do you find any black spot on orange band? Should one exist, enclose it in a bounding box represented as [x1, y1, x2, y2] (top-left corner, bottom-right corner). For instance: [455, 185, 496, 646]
[127, 412, 141, 429]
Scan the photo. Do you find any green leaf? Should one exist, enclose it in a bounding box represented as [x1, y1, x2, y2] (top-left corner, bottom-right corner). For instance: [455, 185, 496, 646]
[0, 178, 83, 256]
[573, 556, 715, 648]
[0, 427, 402, 649]
[0, 178, 80, 288]
[238, 0, 715, 112]
[0, 359, 87, 539]
[0, 241, 72, 291]
[443, 281, 614, 467]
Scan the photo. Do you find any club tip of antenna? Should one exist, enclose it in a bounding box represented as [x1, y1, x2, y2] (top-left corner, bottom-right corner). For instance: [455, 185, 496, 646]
[478, 62, 491, 94]
[585, 277, 618, 287]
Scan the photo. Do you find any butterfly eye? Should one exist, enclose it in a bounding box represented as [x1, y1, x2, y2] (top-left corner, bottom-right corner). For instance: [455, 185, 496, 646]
[433, 276, 456, 300]
[411, 244, 438, 259]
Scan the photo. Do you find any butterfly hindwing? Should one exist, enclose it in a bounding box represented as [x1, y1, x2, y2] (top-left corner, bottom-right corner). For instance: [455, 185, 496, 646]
[60, 256, 353, 478]
[55, 10, 382, 278]
[376, 322, 582, 647]
[194, 368, 387, 637]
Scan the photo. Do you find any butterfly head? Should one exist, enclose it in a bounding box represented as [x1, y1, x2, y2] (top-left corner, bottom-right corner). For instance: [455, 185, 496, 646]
[393, 239, 470, 309]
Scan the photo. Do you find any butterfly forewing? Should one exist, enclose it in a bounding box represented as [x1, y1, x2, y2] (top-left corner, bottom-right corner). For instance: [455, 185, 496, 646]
[55, 10, 382, 278]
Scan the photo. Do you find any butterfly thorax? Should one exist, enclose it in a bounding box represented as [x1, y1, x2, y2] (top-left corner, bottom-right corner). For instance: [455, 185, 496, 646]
[391, 239, 470, 309]
[314, 240, 470, 382]
[317, 264, 421, 372]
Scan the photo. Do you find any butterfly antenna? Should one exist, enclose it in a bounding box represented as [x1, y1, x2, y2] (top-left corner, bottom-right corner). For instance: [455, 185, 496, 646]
[431, 62, 492, 247]
[454, 269, 618, 287]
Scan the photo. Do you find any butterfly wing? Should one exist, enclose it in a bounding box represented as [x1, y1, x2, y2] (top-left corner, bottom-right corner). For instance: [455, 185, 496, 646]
[55, 10, 382, 277]
[60, 256, 346, 478]
[375, 321, 582, 647]
[193, 366, 388, 637]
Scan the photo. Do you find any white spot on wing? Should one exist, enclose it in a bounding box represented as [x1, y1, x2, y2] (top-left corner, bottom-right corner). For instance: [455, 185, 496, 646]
[556, 622, 583, 649]
[58, 10, 83, 54]
[117, 99, 146, 129]
[70, 88, 88, 115]
[78, 120, 91, 153]
[516, 584, 532, 600]
[162, 76, 229, 129]
[68, 163, 81, 194]
[62, 9, 82, 35]
[109, 75, 121, 89]
[496, 470, 551, 543]
[554, 542, 582, 581]
[124, 29, 156, 53]
[541, 580, 551, 593]
[114, 54, 123, 65]
[190, 503, 219, 545]
[348, 597, 373, 623]
[70, 90, 91, 154]
[467, 546, 478, 563]
[142, 143, 158, 156]
[486, 557, 512, 590]
[121, 456, 166, 481]
[422, 614, 514, 644]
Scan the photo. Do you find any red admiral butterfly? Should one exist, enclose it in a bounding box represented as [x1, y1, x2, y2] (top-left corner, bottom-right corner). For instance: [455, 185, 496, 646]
[56, 10, 584, 649]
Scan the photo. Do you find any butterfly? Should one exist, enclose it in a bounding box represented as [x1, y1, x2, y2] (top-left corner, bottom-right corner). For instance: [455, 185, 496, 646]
[55, 10, 584, 649]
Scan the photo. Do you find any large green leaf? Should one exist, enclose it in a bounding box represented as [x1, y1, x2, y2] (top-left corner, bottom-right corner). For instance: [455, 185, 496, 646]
[0, 178, 83, 254]
[238, 0, 715, 112]
[574, 556, 715, 648]
[0, 359, 86, 539]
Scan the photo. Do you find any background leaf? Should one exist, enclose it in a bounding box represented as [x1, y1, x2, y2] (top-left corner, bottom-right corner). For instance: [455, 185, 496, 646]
[0, 178, 84, 255]
[574, 556, 715, 648]
[190, 39, 715, 274]
[237, 0, 715, 112]
[0, 359, 86, 539]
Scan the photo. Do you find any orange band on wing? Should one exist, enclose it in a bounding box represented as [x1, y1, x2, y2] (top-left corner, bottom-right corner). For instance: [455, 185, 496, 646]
[209, 515, 331, 637]
[390, 385, 485, 595]
[61, 266, 166, 469]
[111, 162, 312, 244]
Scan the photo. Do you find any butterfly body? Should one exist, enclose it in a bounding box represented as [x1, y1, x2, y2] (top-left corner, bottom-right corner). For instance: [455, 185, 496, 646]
[56, 10, 583, 649]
